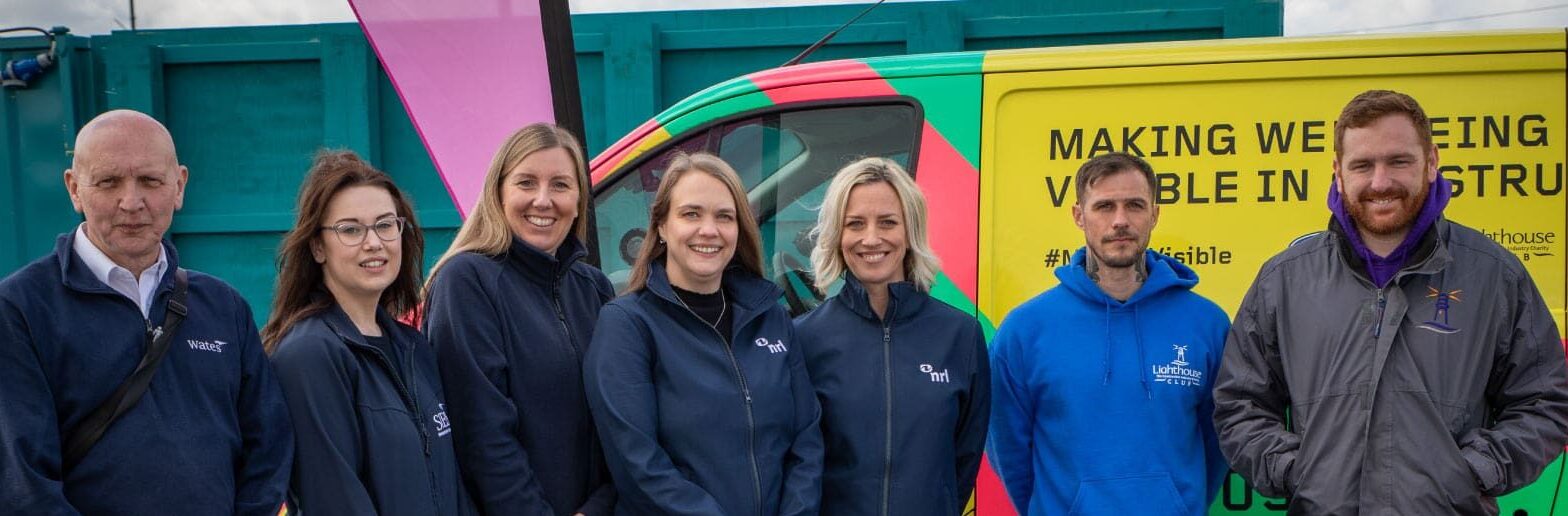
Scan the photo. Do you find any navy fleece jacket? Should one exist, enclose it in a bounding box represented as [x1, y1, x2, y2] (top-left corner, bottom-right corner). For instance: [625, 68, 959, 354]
[271, 301, 475, 516]
[988, 249, 1229, 516]
[793, 275, 990, 516]
[0, 234, 293, 515]
[425, 235, 616, 516]
[584, 262, 824, 516]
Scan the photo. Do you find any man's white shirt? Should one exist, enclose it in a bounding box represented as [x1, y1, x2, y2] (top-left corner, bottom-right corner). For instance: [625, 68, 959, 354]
[72, 223, 168, 319]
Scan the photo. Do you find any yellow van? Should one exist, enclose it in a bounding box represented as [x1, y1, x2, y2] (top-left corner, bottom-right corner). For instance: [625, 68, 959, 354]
[585, 30, 1567, 515]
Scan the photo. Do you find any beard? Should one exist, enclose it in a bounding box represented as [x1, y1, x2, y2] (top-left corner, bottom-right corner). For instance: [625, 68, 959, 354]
[1089, 230, 1144, 268]
[1346, 178, 1428, 237]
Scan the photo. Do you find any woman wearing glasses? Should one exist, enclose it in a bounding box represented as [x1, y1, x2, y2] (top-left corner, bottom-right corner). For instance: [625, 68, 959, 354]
[424, 123, 616, 516]
[264, 151, 473, 515]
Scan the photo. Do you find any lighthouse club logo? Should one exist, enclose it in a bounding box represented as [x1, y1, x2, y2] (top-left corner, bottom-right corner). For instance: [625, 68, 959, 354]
[1153, 345, 1202, 387]
[1418, 286, 1463, 335]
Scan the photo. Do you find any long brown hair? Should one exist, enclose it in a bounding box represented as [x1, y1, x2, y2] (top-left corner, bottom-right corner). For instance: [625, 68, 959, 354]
[624, 152, 763, 293]
[262, 150, 426, 351]
[425, 123, 589, 289]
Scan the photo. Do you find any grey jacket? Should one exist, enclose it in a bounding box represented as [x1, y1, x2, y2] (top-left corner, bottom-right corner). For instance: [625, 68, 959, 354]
[1213, 218, 1568, 515]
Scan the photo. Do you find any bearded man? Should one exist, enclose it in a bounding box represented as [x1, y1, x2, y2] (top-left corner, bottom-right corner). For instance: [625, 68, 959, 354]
[1213, 89, 1568, 514]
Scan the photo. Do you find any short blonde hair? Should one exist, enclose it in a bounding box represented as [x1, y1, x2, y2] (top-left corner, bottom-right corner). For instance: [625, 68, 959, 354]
[809, 157, 939, 291]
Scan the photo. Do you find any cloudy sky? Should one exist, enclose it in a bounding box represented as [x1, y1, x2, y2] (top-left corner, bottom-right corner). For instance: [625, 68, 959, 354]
[7, 0, 1567, 38]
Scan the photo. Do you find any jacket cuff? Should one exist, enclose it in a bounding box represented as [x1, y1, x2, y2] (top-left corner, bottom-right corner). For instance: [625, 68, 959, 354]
[1262, 450, 1298, 498]
[1460, 445, 1505, 495]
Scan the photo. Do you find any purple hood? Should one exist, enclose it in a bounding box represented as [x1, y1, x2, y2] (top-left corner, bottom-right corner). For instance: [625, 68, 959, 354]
[1327, 174, 1452, 288]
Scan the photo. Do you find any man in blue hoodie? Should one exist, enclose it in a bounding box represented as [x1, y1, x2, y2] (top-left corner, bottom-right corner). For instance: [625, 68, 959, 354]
[989, 152, 1231, 515]
[1213, 90, 1568, 513]
[0, 110, 293, 515]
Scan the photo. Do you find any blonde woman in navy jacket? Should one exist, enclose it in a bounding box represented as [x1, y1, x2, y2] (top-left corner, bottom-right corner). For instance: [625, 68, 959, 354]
[424, 124, 615, 516]
[793, 157, 990, 516]
[584, 152, 824, 515]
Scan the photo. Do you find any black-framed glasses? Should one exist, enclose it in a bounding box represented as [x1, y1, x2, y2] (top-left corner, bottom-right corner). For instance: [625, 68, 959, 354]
[321, 217, 406, 246]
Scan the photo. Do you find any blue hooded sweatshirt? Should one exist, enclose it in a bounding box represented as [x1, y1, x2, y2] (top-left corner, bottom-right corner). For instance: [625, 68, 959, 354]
[987, 249, 1229, 516]
[424, 235, 617, 516]
[584, 262, 824, 516]
[793, 274, 990, 516]
[0, 234, 293, 515]
[271, 300, 476, 516]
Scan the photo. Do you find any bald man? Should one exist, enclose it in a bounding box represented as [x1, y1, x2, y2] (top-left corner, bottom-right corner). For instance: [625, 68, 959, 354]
[0, 110, 293, 515]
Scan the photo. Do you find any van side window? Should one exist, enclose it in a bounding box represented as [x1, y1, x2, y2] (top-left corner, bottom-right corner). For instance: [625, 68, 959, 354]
[592, 102, 919, 315]
[716, 103, 918, 315]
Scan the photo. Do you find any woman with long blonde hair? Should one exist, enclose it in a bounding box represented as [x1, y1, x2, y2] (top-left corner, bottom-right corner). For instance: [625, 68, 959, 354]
[423, 123, 616, 516]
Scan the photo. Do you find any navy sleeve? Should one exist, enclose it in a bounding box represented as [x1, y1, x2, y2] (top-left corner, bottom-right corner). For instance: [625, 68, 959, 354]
[584, 303, 729, 514]
[986, 317, 1036, 512]
[778, 320, 824, 516]
[270, 330, 379, 515]
[425, 257, 555, 516]
[952, 320, 991, 514]
[232, 294, 295, 516]
[0, 293, 80, 515]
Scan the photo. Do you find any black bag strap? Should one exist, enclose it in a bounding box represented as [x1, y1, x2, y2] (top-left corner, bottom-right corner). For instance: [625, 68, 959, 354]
[63, 268, 189, 471]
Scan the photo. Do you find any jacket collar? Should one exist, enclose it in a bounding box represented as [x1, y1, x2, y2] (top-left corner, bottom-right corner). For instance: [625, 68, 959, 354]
[317, 296, 409, 350]
[1328, 216, 1453, 287]
[645, 260, 783, 333]
[56, 231, 180, 299]
[504, 234, 587, 286]
[837, 273, 926, 323]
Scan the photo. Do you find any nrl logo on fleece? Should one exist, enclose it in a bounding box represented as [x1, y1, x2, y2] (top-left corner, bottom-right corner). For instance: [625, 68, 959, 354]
[754, 337, 787, 354]
[1152, 345, 1201, 387]
[187, 339, 227, 353]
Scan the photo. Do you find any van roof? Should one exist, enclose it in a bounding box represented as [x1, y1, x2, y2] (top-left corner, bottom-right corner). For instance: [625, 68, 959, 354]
[590, 29, 1563, 177]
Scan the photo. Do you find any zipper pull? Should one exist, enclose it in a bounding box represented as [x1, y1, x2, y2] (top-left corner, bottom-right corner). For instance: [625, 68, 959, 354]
[1373, 291, 1387, 338]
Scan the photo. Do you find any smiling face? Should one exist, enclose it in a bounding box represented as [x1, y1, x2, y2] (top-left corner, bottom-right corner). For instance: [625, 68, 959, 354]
[312, 185, 403, 307]
[658, 172, 738, 293]
[839, 181, 908, 291]
[501, 146, 580, 255]
[65, 114, 188, 275]
[1334, 113, 1438, 239]
[1072, 168, 1158, 269]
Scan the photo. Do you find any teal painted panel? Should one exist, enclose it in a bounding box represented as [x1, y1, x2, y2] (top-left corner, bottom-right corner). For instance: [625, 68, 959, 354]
[164, 60, 324, 228]
[162, 58, 324, 324]
[1, 35, 94, 274]
[965, 29, 1226, 51]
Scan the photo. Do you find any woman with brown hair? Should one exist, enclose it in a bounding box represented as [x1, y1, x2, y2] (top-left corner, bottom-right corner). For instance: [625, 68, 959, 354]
[423, 123, 616, 516]
[584, 152, 823, 515]
[264, 150, 473, 515]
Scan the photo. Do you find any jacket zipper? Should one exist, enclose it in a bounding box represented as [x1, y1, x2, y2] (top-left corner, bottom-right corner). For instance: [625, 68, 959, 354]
[880, 318, 894, 516]
[675, 300, 763, 516]
[552, 281, 582, 362]
[366, 346, 431, 456]
[1373, 289, 1388, 339]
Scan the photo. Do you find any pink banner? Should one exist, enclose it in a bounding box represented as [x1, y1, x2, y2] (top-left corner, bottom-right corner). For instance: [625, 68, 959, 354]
[349, 0, 560, 217]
